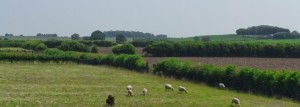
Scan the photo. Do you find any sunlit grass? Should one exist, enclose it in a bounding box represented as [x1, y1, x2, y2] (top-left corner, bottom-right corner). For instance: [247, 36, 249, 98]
[0, 63, 299, 107]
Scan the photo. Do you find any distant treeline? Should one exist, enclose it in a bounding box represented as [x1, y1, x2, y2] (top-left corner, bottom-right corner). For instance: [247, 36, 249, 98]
[103, 31, 167, 39]
[154, 59, 300, 100]
[0, 40, 116, 48]
[236, 25, 300, 39]
[143, 41, 300, 57]
[236, 25, 290, 35]
[36, 33, 58, 37]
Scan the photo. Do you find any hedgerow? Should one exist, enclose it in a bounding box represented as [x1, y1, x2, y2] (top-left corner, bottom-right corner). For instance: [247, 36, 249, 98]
[0, 49, 147, 72]
[154, 58, 300, 100]
[144, 41, 300, 57]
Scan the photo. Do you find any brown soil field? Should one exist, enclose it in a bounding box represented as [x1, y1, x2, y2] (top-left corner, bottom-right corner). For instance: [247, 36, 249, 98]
[100, 47, 300, 71]
[144, 57, 300, 71]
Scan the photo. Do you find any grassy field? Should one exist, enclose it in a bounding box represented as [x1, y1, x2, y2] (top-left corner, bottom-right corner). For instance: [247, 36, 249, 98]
[168, 34, 256, 42]
[0, 63, 299, 107]
[0, 47, 31, 51]
[168, 34, 300, 44]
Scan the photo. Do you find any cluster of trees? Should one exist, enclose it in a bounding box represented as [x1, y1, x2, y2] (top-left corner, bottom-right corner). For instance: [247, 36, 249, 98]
[21, 40, 47, 51]
[5, 33, 13, 36]
[154, 58, 300, 100]
[103, 31, 168, 39]
[236, 25, 290, 35]
[0, 49, 147, 72]
[273, 31, 300, 39]
[36, 33, 58, 37]
[112, 44, 136, 54]
[143, 41, 300, 57]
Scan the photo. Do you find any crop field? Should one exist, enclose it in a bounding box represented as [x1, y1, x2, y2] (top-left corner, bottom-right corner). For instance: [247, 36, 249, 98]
[0, 63, 299, 107]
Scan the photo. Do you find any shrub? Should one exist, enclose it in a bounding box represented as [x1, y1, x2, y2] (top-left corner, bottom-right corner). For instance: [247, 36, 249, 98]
[91, 45, 99, 53]
[43, 40, 62, 48]
[93, 40, 116, 47]
[58, 41, 89, 52]
[112, 44, 136, 54]
[21, 40, 48, 51]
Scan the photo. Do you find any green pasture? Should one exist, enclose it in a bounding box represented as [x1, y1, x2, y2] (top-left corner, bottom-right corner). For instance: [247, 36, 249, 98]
[0, 63, 298, 107]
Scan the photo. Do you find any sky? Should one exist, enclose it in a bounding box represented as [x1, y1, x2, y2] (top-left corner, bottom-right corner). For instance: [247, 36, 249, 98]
[0, 0, 300, 37]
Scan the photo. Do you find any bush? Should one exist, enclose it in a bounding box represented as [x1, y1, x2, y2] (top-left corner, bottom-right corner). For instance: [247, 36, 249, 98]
[131, 39, 154, 47]
[91, 45, 99, 53]
[21, 40, 48, 51]
[58, 41, 89, 52]
[112, 44, 136, 54]
[93, 40, 116, 47]
[43, 40, 62, 48]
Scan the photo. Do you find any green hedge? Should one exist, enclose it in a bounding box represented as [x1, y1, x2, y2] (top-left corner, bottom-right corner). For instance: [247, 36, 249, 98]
[0, 40, 24, 47]
[154, 58, 300, 100]
[144, 41, 300, 57]
[0, 49, 147, 72]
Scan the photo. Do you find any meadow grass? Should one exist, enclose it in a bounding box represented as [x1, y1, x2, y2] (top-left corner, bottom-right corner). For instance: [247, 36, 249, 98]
[0, 63, 299, 107]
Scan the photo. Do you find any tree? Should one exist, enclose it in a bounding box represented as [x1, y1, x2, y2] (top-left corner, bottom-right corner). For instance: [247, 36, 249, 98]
[116, 34, 127, 44]
[20, 35, 24, 36]
[202, 36, 211, 42]
[91, 30, 105, 40]
[194, 36, 200, 41]
[71, 33, 80, 40]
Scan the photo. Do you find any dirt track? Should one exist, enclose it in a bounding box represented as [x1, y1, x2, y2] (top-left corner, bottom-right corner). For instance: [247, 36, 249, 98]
[100, 47, 300, 71]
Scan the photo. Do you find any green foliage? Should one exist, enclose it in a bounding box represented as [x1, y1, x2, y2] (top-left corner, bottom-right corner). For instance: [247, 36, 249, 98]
[116, 34, 127, 44]
[193, 36, 200, 41]
[0, 40, 24, 47]
[91, 45, 99, 53]
[93, 40, 116, 47]
[0, 49, 147, 72]
[71, 33, 80, 40]
[35, 43, 47, 51]
[131, 39, 154, 47]
[154, 58, 300, 100]
[43, 40, 62, 48]
[112, 44, 136, 54]
[21, 40, 47, 51]
[90, 30, 105, 40]
[236, 25, 290, 35]
[144, 41, 300, 57]
[58, 41, 89, 52]
[201, 36, 210, 42]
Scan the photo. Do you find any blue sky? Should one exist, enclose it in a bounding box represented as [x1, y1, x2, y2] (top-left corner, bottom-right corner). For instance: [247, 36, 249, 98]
[0, 0, 299, 37]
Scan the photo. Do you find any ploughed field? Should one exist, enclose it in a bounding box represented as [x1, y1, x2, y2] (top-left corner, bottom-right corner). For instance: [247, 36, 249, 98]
[0, 63, 299, 107]
[100, 47, 300, 71]
[144, 57, 300, 71]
